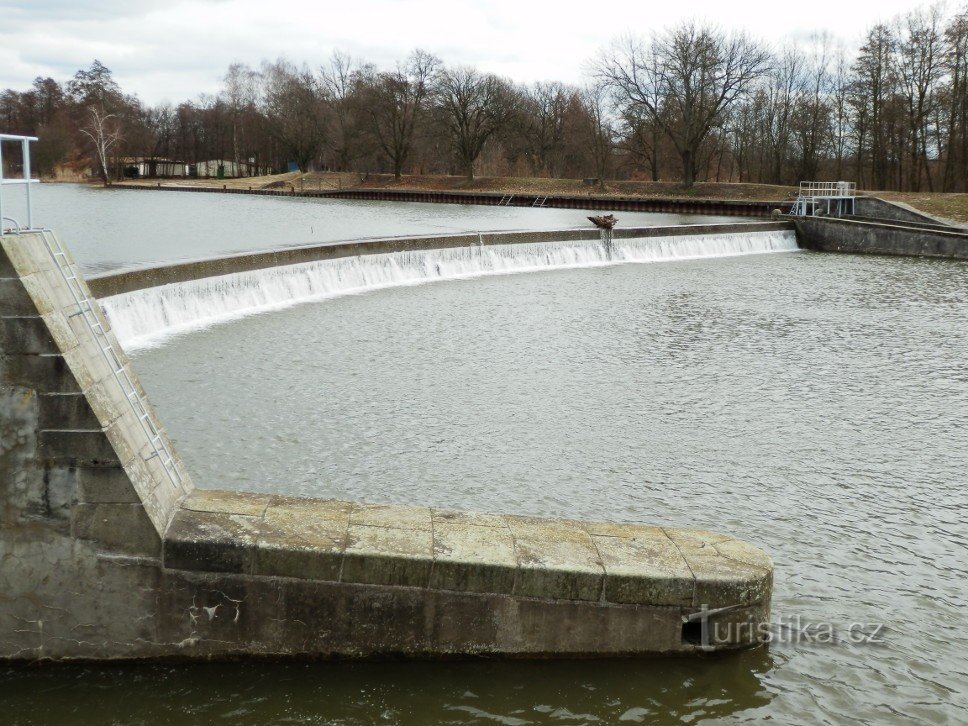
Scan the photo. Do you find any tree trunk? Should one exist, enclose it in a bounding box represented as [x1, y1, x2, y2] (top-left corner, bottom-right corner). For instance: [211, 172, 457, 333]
[681, 149, 695, 188]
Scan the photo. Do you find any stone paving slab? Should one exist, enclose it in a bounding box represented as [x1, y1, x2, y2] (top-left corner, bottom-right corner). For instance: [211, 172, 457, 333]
[182, 488, 271, 517]
[593, 532, 694, 606]
[167, 491, 773, 608]
[342, 524, 434, 587]
[431, 520, 517, 594]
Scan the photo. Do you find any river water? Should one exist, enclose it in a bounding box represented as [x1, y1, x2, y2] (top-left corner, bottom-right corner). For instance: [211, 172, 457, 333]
[15, 184, 740, 274]
[2, 185, 966, 724]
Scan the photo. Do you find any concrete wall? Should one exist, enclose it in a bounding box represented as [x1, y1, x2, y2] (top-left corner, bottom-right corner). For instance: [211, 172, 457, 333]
[854, 196, 959, 226]
[794, 216, 968, 259]
[1, 231, 191, 549]
[88, 222, 795, 298]
[2, 229, 775, 662]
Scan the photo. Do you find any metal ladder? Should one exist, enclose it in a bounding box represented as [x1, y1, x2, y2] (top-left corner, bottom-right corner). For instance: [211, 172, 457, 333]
[498, 194, 514, 206]
[532, 195, 548, 207]
[38, 228, 183, 490]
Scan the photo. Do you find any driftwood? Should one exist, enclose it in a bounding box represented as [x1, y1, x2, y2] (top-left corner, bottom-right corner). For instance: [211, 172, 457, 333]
[587, 214, 618, 230]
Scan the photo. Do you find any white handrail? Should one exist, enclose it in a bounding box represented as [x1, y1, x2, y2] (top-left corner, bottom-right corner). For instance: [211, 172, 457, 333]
[798, 181, 856, 198]
[790, 180, 857, 217]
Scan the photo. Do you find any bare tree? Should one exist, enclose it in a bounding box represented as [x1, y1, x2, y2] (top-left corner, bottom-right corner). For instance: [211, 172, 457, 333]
[321, 50, 369, 171]
[896, 5, 945, 191]
[942, 8, 968, 190]
[9, 8, 968, 193]
[519, 81, 572, 176]
[78, 106, 122, 185]
[261, 60, 328, 172]
[761, 47, 806, 183]
[598, 22, 770, 187]
[852, 24, 898, 189]
[221, 63, 258, 176]
[361, 49, 439, 179]
[830, 48, 853, 180]
[579, 83, 615, 185]
[792, 34, 837, 181]
[436, 67, 514, 180]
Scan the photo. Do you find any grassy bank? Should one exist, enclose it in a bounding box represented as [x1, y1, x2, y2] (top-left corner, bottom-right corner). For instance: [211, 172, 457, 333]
[112, 172, 968, 224]
[116, 171, 796, 201]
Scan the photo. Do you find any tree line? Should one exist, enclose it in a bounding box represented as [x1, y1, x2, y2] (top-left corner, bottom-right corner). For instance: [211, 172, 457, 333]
[1, 3, 966, 191]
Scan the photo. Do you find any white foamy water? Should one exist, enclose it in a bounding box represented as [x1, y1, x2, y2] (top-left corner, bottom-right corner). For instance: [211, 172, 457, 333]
[101, 229, 798, 350]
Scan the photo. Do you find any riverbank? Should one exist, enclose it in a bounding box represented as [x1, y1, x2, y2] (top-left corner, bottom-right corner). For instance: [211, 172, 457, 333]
[114, 171, 796, 201]
[107, 172, 968, 224]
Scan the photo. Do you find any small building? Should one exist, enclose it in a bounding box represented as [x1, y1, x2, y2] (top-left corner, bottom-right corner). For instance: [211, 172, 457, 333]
[122, 158, 189, 179]
[195, 159, 266, 178]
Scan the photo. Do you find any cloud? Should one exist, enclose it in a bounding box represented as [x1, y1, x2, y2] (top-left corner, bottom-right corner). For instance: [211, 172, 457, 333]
[4, 1, 185, 21]
[0, 0, 939, 105]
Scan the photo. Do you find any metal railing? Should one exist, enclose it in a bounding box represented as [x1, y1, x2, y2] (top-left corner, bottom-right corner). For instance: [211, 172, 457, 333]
[798, 181, 856, 198]
[1, 132, 182, 490]
[37, 227, 184, 490]
[791, 181, 858, 216]
[0, 133, 39, 232]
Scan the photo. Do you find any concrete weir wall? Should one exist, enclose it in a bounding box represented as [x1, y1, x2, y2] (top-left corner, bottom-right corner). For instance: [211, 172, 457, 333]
[794, 215, 968, 259]
[88, 221, 795, 298]
[1, 229, 774, 662]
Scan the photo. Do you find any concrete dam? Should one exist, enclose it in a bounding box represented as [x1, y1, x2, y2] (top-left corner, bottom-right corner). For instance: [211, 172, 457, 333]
[91, 223, 797, 349]
[0, 223, 787, 662]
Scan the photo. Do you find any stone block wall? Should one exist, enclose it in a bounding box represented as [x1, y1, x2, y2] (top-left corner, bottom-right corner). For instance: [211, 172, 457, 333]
[1, 231, 192, 555]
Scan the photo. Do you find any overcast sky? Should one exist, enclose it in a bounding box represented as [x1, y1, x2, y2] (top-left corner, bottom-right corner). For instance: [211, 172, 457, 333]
[1, 0, 938, 104]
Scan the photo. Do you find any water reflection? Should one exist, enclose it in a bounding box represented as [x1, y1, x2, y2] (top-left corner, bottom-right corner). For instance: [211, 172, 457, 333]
[0, 649, 775, 723]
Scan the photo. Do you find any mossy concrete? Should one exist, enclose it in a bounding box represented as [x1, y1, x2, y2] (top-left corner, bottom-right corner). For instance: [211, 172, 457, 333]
[167, 491, 772, 612]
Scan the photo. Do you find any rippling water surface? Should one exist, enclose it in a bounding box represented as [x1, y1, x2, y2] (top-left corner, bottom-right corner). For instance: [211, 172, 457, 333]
[92, 250, 968, 723]
[1, 191, 965, 723]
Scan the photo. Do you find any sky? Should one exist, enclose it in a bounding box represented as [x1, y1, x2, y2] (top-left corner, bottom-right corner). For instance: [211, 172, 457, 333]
[0, 0, 940, 105]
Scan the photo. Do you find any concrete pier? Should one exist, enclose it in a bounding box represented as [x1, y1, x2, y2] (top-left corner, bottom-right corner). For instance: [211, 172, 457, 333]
[794, 215, 968, 259]
[1, 229, 774, 661]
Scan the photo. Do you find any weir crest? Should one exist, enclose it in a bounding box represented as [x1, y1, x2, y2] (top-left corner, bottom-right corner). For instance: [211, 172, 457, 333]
[101, 228, 798, 350]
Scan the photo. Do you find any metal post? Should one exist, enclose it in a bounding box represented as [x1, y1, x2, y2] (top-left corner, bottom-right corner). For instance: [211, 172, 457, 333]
[0, 133, 39, 232]
[22, 137, 31, 230]
[0, 139, 5, 229]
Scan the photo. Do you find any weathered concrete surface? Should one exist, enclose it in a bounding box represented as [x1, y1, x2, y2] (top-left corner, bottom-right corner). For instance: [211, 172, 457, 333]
[167, 491, 772, 610]
[87, 222, 795, 297]
[2, 229, 774, 661]
[0, 231, 193, 546]
[794, 215, 968, 259]
[853, 196, 961, 227]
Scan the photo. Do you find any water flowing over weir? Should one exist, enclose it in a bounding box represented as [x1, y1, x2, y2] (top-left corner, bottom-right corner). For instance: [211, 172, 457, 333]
[102, 229, 798, 350]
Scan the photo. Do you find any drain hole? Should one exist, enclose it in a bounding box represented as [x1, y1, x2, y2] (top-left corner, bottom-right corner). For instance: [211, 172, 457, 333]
[682, 619, 703, 645]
